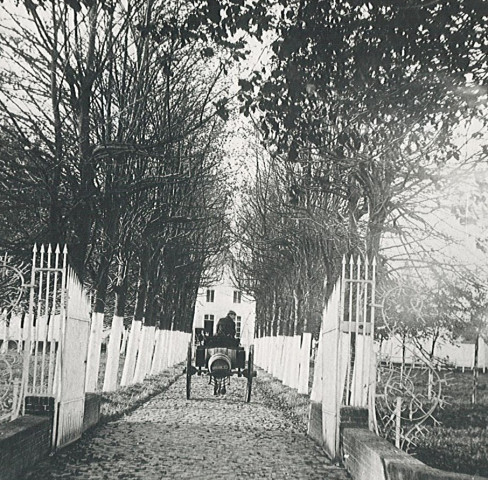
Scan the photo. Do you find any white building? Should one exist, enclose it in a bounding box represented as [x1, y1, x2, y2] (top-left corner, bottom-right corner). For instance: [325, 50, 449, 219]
[193, 266, 255, 348]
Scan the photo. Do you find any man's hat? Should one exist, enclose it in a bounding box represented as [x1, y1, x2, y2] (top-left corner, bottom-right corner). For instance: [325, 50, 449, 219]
[228, 310, 236, 316]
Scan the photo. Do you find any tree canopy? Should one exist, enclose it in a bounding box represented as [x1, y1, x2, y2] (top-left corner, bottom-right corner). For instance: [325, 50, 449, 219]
[234, 0, 488, 336]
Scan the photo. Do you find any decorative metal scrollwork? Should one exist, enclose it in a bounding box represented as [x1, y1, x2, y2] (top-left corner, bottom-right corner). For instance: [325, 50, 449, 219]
[375, 282, 447, 452]
[0, 352, 23, 422]
[375, 361, 447, 451]
[0, 256, 27, 318]
[0, 255, 28, 422]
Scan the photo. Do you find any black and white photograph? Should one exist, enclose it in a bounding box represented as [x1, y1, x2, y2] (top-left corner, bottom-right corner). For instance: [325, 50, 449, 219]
[0, 0, 487, 478]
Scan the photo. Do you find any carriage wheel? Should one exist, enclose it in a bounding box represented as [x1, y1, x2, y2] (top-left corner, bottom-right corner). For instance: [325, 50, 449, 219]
[246, 345, 254, 403]
[186, 341, 192, 400]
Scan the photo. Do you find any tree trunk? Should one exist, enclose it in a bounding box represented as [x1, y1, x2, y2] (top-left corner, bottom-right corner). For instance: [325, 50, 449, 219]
[93, 254, 111, 315]
[48, 0, 63, 245]
[428, 333, 439, 400]
[401, 333, 407, 379]
[293, 288, 300, 336]
[472, 334, 479, 404]
[114, 259, 129, 318]
[72, 1, 98, 277]
[134, 248, 150, 322]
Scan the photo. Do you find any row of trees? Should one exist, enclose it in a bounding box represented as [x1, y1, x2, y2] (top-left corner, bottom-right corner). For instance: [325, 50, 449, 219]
[1, 0, 487, 345]
[0, 0, 244, 331]
[233, 0, 488, 338]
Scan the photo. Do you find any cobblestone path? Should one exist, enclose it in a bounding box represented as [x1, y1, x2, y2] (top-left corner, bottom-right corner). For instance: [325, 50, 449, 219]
[24, 374, 350, 479]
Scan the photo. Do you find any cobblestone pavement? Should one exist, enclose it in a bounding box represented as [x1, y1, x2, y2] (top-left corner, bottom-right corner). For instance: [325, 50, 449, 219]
[24, 374, 350, 479]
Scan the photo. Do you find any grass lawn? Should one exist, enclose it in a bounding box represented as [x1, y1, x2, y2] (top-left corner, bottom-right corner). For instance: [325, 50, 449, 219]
[254, 367, 311, 432]
[411, 369, 488, 477]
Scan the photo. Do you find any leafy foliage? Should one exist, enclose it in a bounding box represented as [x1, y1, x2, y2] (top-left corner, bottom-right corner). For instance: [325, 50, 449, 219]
[235, 1, 488, 342]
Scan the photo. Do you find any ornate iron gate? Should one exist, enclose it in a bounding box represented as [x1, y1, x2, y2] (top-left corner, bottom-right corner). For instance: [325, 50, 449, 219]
[340, 256, 377, 409]
[22, 245, 67, 402]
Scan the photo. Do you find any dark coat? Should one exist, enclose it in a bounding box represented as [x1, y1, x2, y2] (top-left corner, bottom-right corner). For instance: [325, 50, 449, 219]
[216, 315, 236, 337]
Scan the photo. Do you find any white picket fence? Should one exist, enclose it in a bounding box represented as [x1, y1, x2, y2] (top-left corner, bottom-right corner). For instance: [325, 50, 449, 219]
[0, 244, 191, 442]
[1, 315, 190, 395]
[253, 257, 377, 459]
[378, 335, 488, 370]
[84, 315, 190, 393]
[254, 333, 313, 395]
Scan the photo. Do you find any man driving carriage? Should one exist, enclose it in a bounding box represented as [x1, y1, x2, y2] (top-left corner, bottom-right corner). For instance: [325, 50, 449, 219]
[217, 310, 237, 338]
[205, 310, 239, 348]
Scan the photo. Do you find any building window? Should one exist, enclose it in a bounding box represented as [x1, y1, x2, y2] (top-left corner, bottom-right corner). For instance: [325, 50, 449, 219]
[233, 290, 242, 303]
[206, 289, 215, 302]
[236, 316, 241, 338]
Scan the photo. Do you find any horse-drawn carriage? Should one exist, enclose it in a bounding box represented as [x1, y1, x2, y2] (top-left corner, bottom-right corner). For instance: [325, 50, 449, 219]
[185, 336, 256, 402]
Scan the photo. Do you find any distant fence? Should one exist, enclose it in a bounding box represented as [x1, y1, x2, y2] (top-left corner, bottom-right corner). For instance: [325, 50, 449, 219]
[254, 332, 312, 395]
[378, 335, 488, 370]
